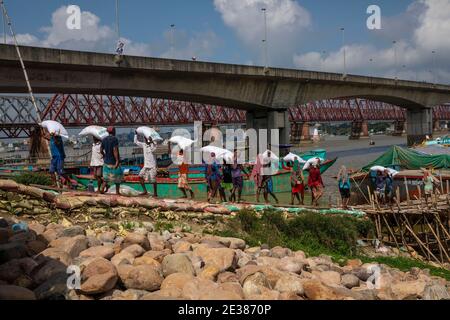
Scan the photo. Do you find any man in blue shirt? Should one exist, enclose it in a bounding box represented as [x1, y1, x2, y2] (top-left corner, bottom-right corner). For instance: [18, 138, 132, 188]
[101, 127, 122, 195]
[43, 129, 66, 187]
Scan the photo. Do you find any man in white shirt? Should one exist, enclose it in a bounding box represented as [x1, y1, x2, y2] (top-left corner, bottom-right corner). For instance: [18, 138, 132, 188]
[90, 137, 104, 193]
[134, 131, 158, 197]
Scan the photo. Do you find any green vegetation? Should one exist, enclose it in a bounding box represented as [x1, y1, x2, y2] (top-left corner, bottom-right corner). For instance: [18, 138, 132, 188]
[218, 209, 374, 258]
[218, 209, 450, 280]
[13, 172, 52, 186]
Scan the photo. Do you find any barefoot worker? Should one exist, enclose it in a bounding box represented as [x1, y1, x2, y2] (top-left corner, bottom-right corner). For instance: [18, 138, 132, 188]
[101, 127, 122, 195]
[290, 161, 305, 205]
[177, 150, 194, 199]
[337, 165, 351, 209]
[134, 130, 158, 197]
[43, 129, 67, 188]
[90, 137, 104, 193]
[308, 162, 324, 207]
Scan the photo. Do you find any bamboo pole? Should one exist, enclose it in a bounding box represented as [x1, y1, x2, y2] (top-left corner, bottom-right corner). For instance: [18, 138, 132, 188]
[382, 213, 400, 250]
[425, 216, 449, 262]
[402, 214, 441, 264]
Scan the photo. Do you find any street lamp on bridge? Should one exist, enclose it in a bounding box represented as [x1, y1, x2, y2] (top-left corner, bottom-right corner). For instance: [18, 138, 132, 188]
[170, 24, 176, 59]
[261, 7, 268, 71]
[340, 28, 346, 78]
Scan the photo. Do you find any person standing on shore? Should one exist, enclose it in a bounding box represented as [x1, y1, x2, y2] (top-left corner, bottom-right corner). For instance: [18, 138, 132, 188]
[177, 149, 194, 199]
[384, 169, 395, 205]
[423, 169, 438, 205]
[206, 152, 223, 203]
[337, 165, 351, 209]
[101, 127, 122, 195]
[134, 131, 158, 197]
[261, 151, 279, 205]
[308, 163, 324, 207]
[230, 150, 246, 203]
[290, 161, 305, 205]
[251, 154, 264, 203]
[90, 137, 104, 193]
[43, 129, 66, 188]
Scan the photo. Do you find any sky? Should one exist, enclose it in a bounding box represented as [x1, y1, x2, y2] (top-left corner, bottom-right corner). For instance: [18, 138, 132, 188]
[1, 0, 450, 83]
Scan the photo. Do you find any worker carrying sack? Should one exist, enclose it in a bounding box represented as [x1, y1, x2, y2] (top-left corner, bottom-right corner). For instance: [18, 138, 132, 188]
[79, 126, 109, 140]
[40, 120, 69, 139]
[136, 126, 163, 142]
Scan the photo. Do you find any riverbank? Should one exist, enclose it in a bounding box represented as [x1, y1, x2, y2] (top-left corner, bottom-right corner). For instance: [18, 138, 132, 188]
[1, 180, 450, 300]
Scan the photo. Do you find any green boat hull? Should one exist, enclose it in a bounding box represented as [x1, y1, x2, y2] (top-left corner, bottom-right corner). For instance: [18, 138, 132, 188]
[73, 158, 336, 199]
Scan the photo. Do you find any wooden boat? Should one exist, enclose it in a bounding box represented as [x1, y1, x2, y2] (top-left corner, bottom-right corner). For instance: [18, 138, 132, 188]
[73, 158, 337, 199]
[350, 145, 450, 204]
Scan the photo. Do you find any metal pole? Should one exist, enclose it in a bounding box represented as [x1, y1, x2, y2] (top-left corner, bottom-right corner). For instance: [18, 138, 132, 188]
[392, 40, 397, 80]
[170, 24, 175, 59]
[1, 1, 5, 44]
[262, 8, 268, 69]
[341, 28, 346, 77]
[432, 50, 436, 84]
[0, 1, 41, 124]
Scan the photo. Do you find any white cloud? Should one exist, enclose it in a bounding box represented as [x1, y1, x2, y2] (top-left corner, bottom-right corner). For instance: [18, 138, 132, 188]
[2, 6, 220, 60]
[214, 0, 311, 66]
[293, 0, 450, 84]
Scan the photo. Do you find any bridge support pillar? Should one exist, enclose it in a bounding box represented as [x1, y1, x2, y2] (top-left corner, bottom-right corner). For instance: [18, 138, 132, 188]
[406, 108, 433, 146]
[433, 120, 442, 133]
[301, 123, 312, 142]
[290, 122, 302, 145]
[360, 121, 369, 138]
[246, 109, 290, 153]
[392, 121, 405, 136]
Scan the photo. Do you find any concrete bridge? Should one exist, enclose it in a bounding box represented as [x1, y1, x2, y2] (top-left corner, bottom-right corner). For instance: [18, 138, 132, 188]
[0, 44, 450, 146]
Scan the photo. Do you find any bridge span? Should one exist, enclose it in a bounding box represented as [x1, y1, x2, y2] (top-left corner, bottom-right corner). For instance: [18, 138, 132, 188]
[1, 44, 450, 146]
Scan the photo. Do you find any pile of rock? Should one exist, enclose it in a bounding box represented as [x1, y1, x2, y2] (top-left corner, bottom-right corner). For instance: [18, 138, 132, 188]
[1, 216, 449, 300]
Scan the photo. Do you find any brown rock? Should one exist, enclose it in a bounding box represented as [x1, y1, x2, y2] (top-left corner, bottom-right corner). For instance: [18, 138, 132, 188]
[32, 259, 67, 284]
[0, 260, 23, 282]
[79, 246, 115, 260]
[118, 264, 163, 291]
[391, 280, 427, 300]
[181, 278, 218, 300]
[122, 244, 146, 258]
[242, 272, 271, 298]
[148, 235, 165, 251]
[341, 274, 360, 289]
[274, 275, 304, 295]
[270, 246, 291, 259]
[111, 251, 135, 267]
[316, 271, 342, 286]
[123, 233, 150, 251]
[162, 254, 195, 277]
[26, 240, 47, 255]
[143, 250, 171, 263]
[217, 271, 239, 283]
[161, 272, 195, 293]
[199, 265, 220, 281]
[0, 242, 28, 263]
[193, 246, 236, 272]
[173, 241, 192, 253]
[50, 235, 88, 258]
[28, 222, 46, 236]
[133, 256, 161, 270]
[80, 258, 118, 295]
[36, 247, 73, 267]
[302, 279, 339, 300]
[346, 259, 363, 268]
[0, 285, 36, 300]
[98, 231, 116, 243]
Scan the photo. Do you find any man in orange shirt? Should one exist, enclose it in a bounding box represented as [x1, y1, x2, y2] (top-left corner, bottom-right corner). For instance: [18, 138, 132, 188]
[177, 150, 194, 199]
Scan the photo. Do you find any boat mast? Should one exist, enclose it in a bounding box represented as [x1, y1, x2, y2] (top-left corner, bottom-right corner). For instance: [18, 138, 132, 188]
[0, 1, 50, 157]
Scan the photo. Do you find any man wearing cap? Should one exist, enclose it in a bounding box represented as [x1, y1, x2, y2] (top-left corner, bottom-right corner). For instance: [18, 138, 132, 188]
[101, 127, 122, 195]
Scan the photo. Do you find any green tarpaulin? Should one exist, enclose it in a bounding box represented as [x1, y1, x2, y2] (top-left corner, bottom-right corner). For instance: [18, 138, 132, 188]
[362, 146, 450, 172]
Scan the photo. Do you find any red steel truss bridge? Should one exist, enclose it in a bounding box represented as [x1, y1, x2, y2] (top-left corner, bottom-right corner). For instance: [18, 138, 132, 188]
[0, 94, 449, 138]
